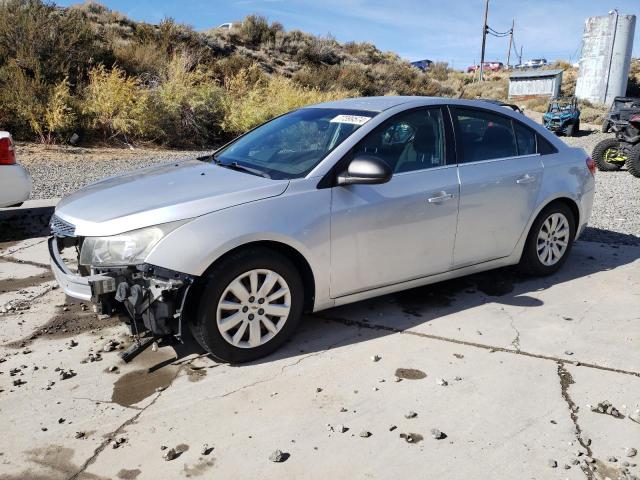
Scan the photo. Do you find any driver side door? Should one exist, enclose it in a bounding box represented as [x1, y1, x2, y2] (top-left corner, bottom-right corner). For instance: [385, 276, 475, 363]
[329, 107, 460, 298]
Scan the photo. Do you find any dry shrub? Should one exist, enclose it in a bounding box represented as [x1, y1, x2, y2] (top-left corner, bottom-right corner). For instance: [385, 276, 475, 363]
[81, 65, 151, 139]
[221, 65, 350, 134]
[153, 54, 225, 146]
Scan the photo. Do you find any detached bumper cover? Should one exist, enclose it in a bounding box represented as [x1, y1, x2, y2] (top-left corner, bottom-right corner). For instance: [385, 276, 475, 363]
[48, 237, 114, 301]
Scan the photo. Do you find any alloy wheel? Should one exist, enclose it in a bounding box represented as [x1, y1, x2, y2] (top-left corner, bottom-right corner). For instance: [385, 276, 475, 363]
[536, 213, 570, 266]
[216, 269, 291, 348]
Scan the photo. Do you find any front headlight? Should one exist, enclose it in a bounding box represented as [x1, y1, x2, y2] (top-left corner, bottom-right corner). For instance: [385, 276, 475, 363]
[79, 221, 186, 267]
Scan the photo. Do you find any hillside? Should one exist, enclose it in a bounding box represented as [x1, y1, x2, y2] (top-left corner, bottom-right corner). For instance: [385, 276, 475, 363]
[0, 1, 635, 147]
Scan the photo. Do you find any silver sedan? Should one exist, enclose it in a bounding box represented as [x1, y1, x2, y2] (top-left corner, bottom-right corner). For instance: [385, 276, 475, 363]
[49, 97, 595, 362]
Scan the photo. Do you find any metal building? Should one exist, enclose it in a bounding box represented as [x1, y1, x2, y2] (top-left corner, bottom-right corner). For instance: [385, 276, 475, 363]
[575, 12, 636, 105]
[508, 69, 563, 100]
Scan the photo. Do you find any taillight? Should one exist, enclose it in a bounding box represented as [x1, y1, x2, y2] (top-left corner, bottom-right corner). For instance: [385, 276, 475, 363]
[0, 136, 16, 165]
[586, 156, 596, 176]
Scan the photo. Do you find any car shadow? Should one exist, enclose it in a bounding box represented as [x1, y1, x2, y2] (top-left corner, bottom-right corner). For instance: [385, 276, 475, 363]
[0, 205, 54, 243]
[164, 238, 639, 368]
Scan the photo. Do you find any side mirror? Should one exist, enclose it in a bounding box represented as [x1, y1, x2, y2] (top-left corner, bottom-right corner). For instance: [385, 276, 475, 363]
[337, 155, 393, 186]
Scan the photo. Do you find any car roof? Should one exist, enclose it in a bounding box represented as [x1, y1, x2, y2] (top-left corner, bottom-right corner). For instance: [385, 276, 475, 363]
[308, 96, 437, 112]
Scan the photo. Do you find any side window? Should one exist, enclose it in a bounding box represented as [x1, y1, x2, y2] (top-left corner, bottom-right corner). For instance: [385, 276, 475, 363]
[453, 108, 517, 162]
[536, 135, 557, 155]
[353, 108, 446, 173]
[513, 121, 536, 156]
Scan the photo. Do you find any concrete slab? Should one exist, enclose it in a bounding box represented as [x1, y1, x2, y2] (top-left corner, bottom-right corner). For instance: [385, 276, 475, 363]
[0, 236, 638, 480]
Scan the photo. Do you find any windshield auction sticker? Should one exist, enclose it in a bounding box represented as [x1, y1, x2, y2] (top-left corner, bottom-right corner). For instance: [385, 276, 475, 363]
[330, 114, 372, 125]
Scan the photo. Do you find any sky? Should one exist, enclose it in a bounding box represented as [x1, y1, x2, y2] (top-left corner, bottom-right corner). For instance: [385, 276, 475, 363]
[57, 0, 639, 69]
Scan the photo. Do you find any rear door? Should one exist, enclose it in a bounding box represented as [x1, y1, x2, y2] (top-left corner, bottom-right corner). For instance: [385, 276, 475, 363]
[451, 107, 543, 267]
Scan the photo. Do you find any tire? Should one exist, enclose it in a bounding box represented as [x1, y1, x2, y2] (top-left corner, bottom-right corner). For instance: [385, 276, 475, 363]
[592, 138, 625, 171]
[519, 202, 576, 276]
[601, 120, 611, 133]
[628, 143, 640, 178]
[566, 122, 575, 137]
[190, 247, 304, 363]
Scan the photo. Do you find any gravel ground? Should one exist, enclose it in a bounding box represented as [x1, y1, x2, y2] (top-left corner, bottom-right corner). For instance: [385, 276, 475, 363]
[14, 126, 640, 245]
[17, 143, 213, 200]
[559, 129, 640, 245]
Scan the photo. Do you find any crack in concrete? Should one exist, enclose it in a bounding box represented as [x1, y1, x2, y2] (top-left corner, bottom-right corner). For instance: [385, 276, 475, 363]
[0, 238, 49, 259]
[66, 364, 185, 480]
[317, 315, 640, 378]
[206, 332, 359, 401]
[509, 317, 521, 352]
[71, 396, 144, 411]
[556, 362, 595, 480]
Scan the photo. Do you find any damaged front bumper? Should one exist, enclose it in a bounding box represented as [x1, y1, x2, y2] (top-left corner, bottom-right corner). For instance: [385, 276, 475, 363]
[48, 236, 195, 339]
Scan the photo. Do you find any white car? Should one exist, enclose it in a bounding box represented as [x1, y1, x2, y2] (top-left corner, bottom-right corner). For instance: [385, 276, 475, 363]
[0, 132, 31, 208]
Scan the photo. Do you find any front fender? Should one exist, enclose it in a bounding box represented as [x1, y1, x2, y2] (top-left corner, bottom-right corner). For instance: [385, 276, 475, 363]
[144, 181, 332, 308]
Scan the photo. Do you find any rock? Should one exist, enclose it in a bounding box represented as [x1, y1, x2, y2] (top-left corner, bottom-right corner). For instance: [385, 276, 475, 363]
[548, 459, 557, 468]
[454, 376, 462, 381]
[394, 377, 402, 383]
[339, 407, 348, 413]
[12, 379, 26, 387]
[404, 411, 418, 419]
[160, 445, 168, 450]
[608, 456, 617, 462]
[571, 459, 580, 465]
[563, 464, 571, 470]
[436, 378, 448, 386]
[315, 387, 323, 393]
[371, 355, 381, 362]
[335, 424, 348, 433]
[58, 418, 65, 424]
[269, 449, 287, 463]
[59, 369, 76, 380]
[591, 400, 621, 418]
[579, 435, 591, 446]
[201, 444, 214, 455]
[103, 340, 118, 352]
[430, 428, 445, 440]
[69, 339, 78, 348]
[565, 351, 574, 355]
[359, 430, 372, 438]
[107, 366, 118, 373]
[626, 448, 637, 458]
[75, 432, 85, 439]
[163, 448, 178, 461]
[389, 425, 397, 432]
[112, 437, 126, 449]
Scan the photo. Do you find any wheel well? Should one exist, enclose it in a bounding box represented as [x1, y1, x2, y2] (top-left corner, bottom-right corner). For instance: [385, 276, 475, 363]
[550, 197, 579, 227]
[198, 241, 316, 313]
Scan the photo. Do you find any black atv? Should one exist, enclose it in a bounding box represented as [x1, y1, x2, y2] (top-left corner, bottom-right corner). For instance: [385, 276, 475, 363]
[601, 96, 640, 133]
[592, 112, 640, 177]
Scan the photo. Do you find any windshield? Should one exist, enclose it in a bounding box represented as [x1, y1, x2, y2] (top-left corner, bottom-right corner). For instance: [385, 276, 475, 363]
[214, 108, 376, 179]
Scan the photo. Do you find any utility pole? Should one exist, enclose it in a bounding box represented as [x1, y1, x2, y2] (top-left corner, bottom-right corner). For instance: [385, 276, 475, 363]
[479, 0, 489, 81]
[506, 19, 514, 68]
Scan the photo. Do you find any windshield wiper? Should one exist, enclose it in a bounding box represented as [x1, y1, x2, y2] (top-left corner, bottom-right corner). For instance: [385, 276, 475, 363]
[216, 160, 271, 179]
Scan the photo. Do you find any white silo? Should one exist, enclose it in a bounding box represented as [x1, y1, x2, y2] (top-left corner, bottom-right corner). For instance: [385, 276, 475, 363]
[575, 11, 636, 105]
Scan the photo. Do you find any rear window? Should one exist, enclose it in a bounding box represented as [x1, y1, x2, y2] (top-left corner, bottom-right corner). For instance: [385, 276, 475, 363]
[536, 135, 557, 155]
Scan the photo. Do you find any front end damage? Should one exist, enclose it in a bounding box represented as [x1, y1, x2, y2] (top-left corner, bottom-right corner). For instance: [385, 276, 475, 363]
[49, 230, 195, 361]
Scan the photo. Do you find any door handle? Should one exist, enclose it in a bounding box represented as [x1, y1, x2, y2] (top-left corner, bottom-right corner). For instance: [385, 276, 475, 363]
[516, 174, 536, 184]
[427, 191, 455, 203]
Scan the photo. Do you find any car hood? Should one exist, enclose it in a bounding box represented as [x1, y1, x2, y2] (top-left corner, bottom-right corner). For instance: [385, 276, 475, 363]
[55, 159, 289, 237]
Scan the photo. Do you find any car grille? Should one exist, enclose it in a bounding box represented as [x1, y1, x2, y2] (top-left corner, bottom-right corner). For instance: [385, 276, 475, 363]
[50, 214, 76, 237]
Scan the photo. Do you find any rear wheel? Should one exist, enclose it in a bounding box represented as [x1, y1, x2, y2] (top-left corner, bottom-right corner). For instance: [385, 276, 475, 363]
[592, 138, 626, 171]
[628, 143, 640, 178]
[519, 203, 576, 276]
[190, 247, 304, 363]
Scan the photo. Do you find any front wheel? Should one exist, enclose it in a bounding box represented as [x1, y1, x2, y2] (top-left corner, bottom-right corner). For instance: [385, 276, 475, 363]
[592, 138, 625, 171]
[519, 203, 576, 276]
[190, 247, 304, 363]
